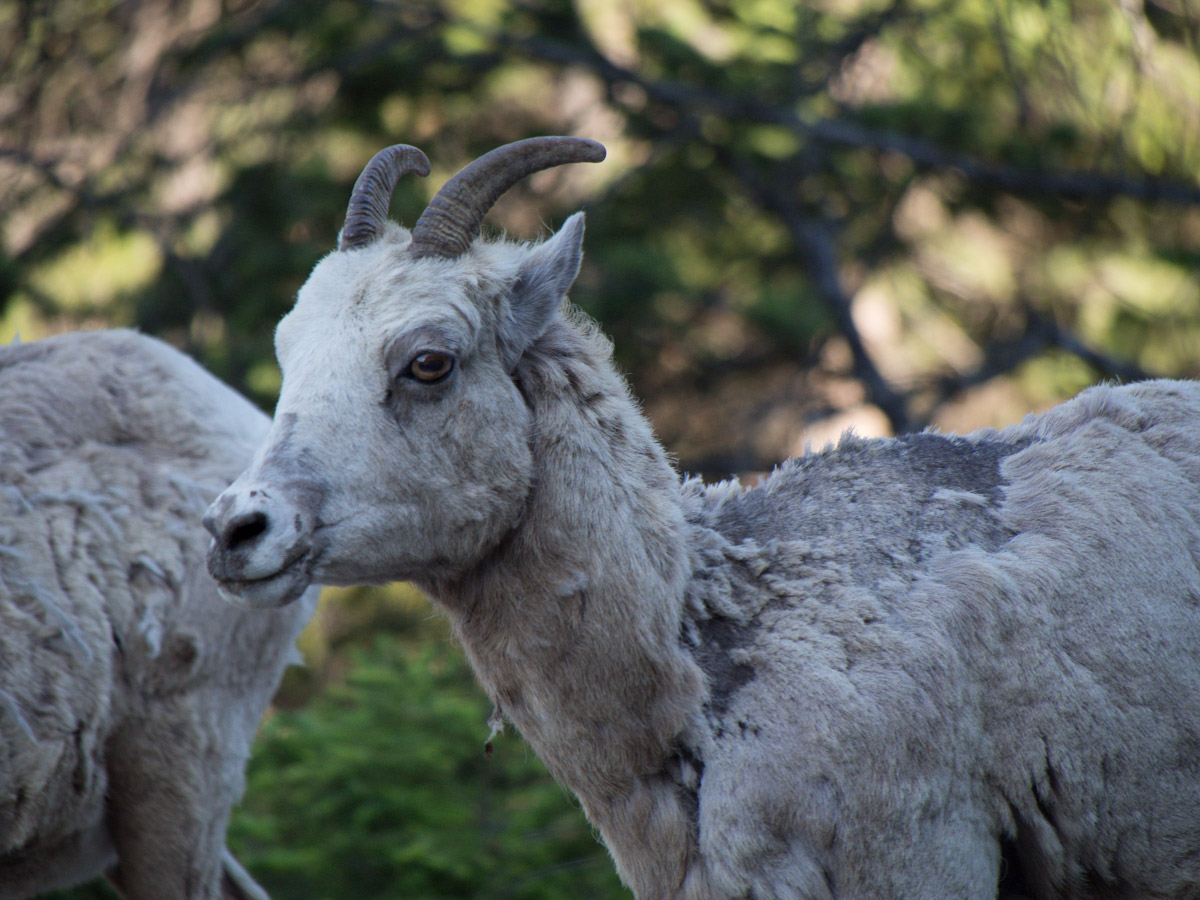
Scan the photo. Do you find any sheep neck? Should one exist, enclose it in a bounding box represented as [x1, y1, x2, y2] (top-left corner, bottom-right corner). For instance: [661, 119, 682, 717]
[423, 316, 705, 898]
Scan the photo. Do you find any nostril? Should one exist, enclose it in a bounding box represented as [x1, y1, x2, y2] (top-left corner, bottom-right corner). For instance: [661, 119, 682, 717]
[222, 510, 270, 552]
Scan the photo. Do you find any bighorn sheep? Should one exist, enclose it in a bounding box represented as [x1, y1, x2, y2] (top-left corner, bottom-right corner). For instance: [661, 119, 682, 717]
[204, 137, 1200, 899]
[0, 330, 318, 900]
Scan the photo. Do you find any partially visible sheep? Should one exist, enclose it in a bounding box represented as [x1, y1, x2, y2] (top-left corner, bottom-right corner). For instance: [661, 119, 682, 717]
[0, 330, 318, 900]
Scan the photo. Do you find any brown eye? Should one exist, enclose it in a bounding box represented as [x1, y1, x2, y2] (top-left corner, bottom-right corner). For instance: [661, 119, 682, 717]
[408, 351, 455, 383]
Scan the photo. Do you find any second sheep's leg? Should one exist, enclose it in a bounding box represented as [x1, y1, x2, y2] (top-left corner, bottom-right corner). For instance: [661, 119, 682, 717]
[101, 709, 261, 900]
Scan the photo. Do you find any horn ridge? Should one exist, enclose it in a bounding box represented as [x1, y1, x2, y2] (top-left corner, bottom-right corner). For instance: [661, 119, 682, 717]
[339, 145, 431, 251]
[409, 136, 606, 260]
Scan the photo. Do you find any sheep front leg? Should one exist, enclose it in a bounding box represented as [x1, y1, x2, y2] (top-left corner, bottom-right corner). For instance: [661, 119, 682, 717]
[102, 710, 257, 900]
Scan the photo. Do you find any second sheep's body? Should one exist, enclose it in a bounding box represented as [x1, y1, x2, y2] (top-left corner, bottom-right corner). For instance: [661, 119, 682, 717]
[0, 330, 318, 900]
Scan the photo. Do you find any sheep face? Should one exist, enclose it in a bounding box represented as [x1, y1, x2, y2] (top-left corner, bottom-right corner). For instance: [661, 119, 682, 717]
[204, 215, 587, 608]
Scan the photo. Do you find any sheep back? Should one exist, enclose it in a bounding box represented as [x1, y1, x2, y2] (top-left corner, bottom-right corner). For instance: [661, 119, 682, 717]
[682, 379, 1200, 898]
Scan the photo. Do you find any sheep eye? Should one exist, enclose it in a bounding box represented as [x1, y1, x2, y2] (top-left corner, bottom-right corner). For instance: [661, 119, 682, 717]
[408, 351, 455, 383]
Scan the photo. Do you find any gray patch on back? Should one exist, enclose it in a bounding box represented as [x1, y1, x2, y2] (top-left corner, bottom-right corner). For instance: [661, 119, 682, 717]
[684, 432, 1030, 736]
[711, 432, 1027, 573]
[693, 616, 756, 719]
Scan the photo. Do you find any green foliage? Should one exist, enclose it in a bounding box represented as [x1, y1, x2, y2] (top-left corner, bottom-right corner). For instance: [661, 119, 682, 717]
[6, 0, 1199, 442]
[230, 637, 630, 900]
[38, 881, 117, 900]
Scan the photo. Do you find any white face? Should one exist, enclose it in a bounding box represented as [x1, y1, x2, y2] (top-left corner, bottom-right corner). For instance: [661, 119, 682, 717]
[204, 216, 585, 607]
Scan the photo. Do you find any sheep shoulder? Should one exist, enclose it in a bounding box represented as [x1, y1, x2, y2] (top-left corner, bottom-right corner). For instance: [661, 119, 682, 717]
[678, 379, 1200, 899]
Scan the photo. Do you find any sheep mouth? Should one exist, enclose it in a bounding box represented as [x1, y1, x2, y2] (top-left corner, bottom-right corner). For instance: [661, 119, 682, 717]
[213, 551, 314, 610]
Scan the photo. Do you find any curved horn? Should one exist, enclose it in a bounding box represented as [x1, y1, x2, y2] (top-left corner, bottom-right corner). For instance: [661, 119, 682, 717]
[339, 145, 431, 251]
[409, 137, 606, 260]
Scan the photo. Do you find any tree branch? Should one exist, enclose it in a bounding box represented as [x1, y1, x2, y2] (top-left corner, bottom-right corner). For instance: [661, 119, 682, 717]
[1030, 307, 1151, 383]
[495, 30, 1200, 207]
[729, 160, 913, 434]
[0, 145, 220, 325]
[916, 307, 1151, 428]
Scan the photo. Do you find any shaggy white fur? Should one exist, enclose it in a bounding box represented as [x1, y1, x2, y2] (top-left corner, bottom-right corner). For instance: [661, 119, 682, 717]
[0, 330, 317, 900]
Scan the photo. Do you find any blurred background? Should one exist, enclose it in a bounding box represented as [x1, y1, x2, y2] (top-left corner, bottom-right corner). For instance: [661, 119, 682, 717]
[5, 0, 1199, 897]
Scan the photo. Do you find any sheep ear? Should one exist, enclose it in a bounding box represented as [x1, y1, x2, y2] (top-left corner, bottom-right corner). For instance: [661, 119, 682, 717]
[499, 212, 585, 371]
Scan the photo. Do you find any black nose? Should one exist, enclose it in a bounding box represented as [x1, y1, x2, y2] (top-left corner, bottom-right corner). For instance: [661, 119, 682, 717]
[209, 509, 270, 553]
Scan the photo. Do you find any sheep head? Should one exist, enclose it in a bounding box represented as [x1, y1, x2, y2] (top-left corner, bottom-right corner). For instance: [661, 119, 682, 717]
[204, 137, 606, 608]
